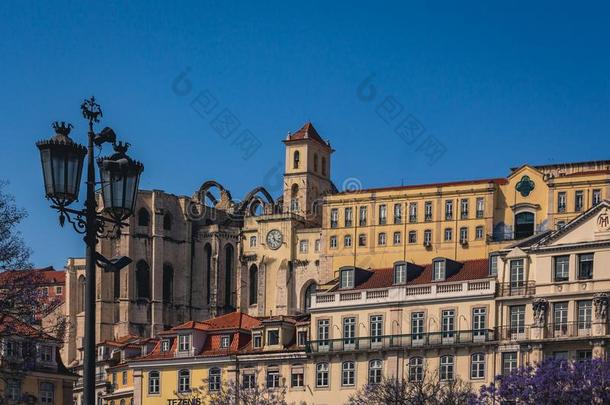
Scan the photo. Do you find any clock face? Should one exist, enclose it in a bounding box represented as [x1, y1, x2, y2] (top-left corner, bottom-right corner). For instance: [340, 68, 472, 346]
[266, 229, 283, 250]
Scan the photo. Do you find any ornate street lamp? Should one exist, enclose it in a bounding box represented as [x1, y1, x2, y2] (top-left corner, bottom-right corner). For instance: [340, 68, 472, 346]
[98, 142, 144, 223]
[35, 97, 144, 405]
[36, 122, 87, 208]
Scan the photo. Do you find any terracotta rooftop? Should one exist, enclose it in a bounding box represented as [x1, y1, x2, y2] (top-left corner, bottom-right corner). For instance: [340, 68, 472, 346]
[139, 312, 263, 361]
[284, 122, 330, 148]
[351, 258, 490, 290]
[0, 314, 59, 341]
[0, 267, 65, 285]
[166, 311, 262, 333]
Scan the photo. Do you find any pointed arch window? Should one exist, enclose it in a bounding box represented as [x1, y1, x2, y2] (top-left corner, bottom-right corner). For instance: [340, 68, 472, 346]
[321, 157, 327, 176]
[205, 244, 212, 304]
[224, 244, 234, 308]
[249, 264, 258, 305]
[136, 260, 151, 300]
[77, 275, 86, 313]
[163, 264, 174, 303]
[137, 208, 150, 227]
[313, 154, 319, 172]
[163, 213, 172, 231]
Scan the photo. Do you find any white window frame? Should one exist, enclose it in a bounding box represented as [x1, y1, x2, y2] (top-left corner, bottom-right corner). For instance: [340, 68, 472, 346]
[433, 260, 446, 281]
[444, 228, 452, 241]
[440, 355, 454, 381]
[220, 335, 231, 348]
[470, 353, 485, 379]
[178, 369, 191, 393]
[148, 371, 160, 395]
[393, 231, 401, 245]
[378, 232, 386, 246]
[178, 334, 190, 352]
[341, 361, 355, 386]
[316, 363, 329, 388]
[394, 263, 407, 284]
[340, 269, 354, 289]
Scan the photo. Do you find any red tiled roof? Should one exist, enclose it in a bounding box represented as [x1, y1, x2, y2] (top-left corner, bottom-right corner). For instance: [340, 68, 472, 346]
[284, 122, 330, 148]
[169, 311, 262, 333]
[0, 314, 59, 341]
[0, 267, 65, 285]
[335, 178, 507, 195]
[138, 312, 264, 361]
[353, 258, 490, 290]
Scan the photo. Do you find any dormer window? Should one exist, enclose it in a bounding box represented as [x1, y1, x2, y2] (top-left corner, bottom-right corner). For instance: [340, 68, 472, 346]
[267, 330, 280, 346]
[394, 263, 407, 285]
[39, 345, 53, 363]
[178, 334, 190, 352]
[297, 330, 308, 346]
[253, 333, 262, 349]
[340, 268, 355, 289]
[220, 335, 231, 348]
[161, 340, 170, 352]
[433, 259, 446, 281]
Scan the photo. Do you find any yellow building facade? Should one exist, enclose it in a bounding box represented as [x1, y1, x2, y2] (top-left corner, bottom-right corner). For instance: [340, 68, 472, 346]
[62, 122, 610, 403]
[0, 316, 76, 405]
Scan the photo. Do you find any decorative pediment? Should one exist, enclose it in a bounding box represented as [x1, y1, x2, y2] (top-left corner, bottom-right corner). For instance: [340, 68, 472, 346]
[535, 200, 610, 247]
[505, 247, 528, 259]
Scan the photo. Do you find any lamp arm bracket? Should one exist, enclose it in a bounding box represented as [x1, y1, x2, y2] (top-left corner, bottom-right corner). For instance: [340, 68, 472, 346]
[51, 205, 87, 235]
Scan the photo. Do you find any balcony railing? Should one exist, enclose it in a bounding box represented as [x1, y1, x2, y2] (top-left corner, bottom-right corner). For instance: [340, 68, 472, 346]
[312, 279, 495, 310]
[306, 330, 495, 353]
[497, 322, 594, 341]
[496, 326, 531, 341]
[497, 281, 536, 297]
[545, 322, 592, 339]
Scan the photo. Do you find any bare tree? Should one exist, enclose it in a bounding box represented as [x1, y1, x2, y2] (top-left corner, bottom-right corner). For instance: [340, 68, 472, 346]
[177, 377, 288, 405]
[0, 181, 68, 403]
[347, 372, 476, 405]
[0, 181, 65, 334]
[0, 181, 30, 271]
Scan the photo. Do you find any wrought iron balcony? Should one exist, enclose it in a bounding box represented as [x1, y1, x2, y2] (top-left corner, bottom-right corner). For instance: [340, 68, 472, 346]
[544, 322, 593, 339]
[496, 325, 531, 341]
[306, 330, 495, 353]
[497, 281, 536, 297]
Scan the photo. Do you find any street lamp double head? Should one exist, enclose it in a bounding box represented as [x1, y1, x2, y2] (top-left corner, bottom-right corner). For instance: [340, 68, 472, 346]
[35, 96, 144, 405]
[36, 97, 144, 235]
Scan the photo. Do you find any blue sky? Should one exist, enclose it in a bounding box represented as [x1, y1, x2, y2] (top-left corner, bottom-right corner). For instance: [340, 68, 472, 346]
[1, 1, 609, 268]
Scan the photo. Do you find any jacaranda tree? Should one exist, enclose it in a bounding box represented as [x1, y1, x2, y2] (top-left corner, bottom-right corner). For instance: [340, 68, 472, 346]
[477, 358, 610, 405]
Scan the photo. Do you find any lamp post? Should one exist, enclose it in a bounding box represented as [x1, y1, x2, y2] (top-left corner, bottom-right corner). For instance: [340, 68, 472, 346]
[36, 97, 144, 405]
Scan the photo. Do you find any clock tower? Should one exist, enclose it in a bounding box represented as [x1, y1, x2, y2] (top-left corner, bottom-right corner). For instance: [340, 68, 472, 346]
[282, 122, 334, 224]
